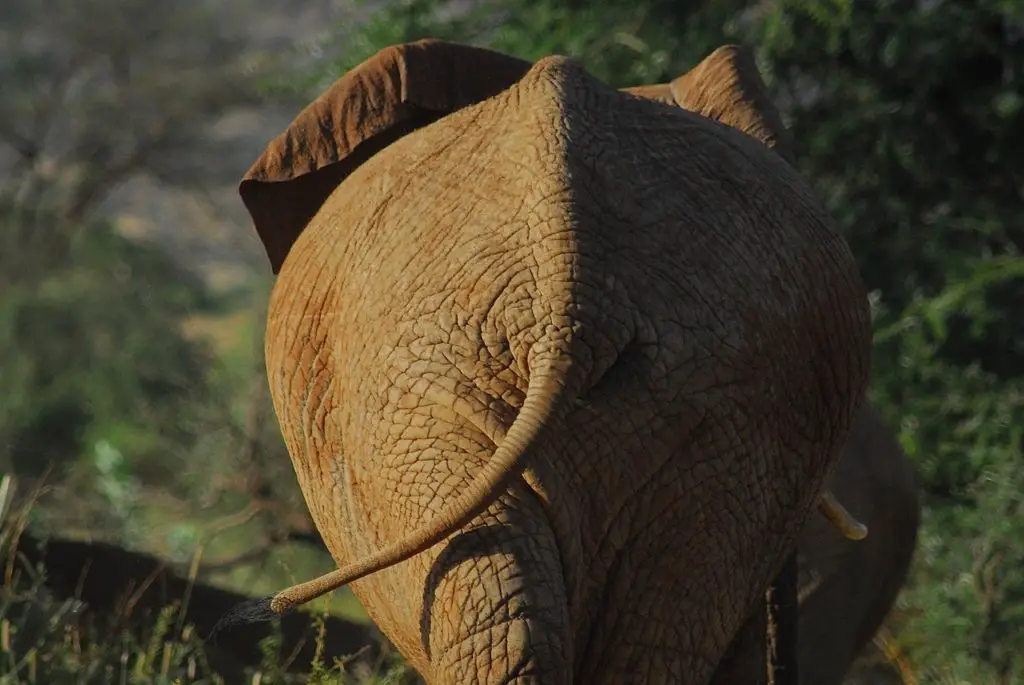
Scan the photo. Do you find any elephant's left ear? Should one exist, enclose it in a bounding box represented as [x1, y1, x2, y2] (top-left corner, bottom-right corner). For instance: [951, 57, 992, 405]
[623, 45, 794, 165]
[240, 39, 533, 274]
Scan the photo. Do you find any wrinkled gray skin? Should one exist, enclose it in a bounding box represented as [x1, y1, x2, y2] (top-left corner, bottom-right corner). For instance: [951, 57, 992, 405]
[238, 40, 874, 684]
[797, 402, 920, 685]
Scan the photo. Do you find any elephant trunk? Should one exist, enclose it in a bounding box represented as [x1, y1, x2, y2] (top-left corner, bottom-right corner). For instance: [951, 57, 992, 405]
[255, 348, 583, 617]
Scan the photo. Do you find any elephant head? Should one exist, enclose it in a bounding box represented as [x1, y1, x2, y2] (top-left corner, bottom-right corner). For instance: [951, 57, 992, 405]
[228, 39, 874, 684]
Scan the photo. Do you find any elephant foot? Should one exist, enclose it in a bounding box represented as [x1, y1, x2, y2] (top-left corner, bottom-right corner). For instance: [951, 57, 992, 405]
[818, 490, 868, 540]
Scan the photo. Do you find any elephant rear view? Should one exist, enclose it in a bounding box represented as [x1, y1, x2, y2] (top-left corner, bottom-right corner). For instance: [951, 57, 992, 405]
[234, 40, 873, 684]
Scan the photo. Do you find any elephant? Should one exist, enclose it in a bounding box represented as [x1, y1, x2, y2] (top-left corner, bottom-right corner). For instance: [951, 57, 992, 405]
[229, 39, 874, 684]
[795, 401, 920, 685]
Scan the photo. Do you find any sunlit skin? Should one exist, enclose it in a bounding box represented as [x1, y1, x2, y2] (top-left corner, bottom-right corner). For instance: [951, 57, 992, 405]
[230, 40, 873, 684]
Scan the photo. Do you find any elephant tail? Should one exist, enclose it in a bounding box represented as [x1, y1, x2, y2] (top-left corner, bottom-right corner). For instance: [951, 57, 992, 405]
[211, 349, 581, 632]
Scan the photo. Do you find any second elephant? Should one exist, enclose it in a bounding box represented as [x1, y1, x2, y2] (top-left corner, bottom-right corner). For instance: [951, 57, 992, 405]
[797, 402, 920, 685]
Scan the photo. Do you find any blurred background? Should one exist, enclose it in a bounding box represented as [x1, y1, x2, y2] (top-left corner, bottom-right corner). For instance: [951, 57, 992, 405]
[0, 0, 1021, 683]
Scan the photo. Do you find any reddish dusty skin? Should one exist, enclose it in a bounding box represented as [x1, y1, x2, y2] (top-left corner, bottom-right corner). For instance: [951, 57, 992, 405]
[239, 41, 873, 684]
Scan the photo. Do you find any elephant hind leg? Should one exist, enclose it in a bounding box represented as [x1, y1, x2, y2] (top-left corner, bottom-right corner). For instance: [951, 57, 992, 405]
[710, 553, 800, 685]
[423, 485, 573, 685]
[710, 600, 770, 685]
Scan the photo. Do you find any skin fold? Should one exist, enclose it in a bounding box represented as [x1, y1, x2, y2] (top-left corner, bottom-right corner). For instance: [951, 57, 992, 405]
[235, 40, 874, 684]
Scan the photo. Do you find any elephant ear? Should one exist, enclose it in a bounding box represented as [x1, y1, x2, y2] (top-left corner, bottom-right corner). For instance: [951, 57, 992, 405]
[623, 45, 794, 165]
[620, 83, 676, 106]
[240, 39, 533, 273]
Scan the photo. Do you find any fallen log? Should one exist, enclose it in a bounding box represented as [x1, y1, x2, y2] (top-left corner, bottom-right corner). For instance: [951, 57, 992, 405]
[5, 530, 383, 683]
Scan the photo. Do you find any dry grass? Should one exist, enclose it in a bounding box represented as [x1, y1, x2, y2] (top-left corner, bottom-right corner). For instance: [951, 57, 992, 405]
[0, 476, 417, 684]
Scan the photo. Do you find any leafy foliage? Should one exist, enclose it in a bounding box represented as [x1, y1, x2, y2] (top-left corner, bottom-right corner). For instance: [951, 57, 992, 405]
[754, 3, 1024, 681]
[331, 0, 749, 86]
[0, 204, 217, 544]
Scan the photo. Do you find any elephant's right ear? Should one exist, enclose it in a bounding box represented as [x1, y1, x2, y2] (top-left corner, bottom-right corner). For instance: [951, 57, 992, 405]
[240, 39, 533, 273]
[623, 45, 794, 165]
